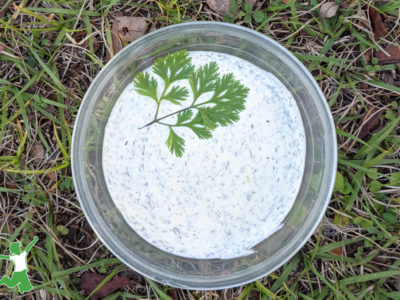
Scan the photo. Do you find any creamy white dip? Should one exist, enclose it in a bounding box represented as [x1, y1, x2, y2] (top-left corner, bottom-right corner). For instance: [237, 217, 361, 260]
[102, 51, 306, 259]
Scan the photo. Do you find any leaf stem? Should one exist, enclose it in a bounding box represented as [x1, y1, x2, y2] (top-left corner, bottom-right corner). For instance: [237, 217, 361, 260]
[138, 97, 216, 129]
[159, 81, 170, 101]
[158, 121, 175, 126]
[139, 106, 190, 129]
[154, 102, 161, 120]
[191, 94, 198, 106]
[152, 81, 171, 121]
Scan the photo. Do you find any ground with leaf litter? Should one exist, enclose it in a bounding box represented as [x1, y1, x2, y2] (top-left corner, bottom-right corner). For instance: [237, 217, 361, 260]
[0, 0, 399, 299]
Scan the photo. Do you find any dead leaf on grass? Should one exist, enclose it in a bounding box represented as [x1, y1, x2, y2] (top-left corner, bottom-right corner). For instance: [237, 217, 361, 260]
[331, 247, 343, 256]
[320, 2, 338, 18]
[6, 181, 17, 189]
[31, 144, 45, 161]
[206, 0, 231, 16]
[357, 107, 384, 140]
[107, 16, 147, 60]
[376, 45, 400, 64]
[80, 272, 130, 300]
[46, 172, 57, 182]
[364, 49, 372, 64]
[168, 288, 178, 300]
[368, 6, 386, 40]
[92, 37, 100, 53]
[207, 0, 255, 16]
[0, 43, 4, 52]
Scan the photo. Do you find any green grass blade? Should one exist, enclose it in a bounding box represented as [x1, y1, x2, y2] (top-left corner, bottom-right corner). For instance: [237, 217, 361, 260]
[145, 278, 173, 300]
[340, 270, 400, 285]
[355, 114, 400, 159]
[85, 264, 124, 300]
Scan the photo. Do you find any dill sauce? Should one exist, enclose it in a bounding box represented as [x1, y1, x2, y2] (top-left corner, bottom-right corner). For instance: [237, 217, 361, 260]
[102, 51, 306, 259]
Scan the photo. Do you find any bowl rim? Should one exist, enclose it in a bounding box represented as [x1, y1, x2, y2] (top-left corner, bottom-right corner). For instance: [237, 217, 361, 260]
[71, 21, 337, 290]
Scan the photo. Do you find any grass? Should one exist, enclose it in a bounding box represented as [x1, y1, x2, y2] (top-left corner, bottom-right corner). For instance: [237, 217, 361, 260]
[0, 0, 399, 299]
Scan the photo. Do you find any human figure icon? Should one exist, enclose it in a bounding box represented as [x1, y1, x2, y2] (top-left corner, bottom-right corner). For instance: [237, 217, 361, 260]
[0, 236, 38, 293]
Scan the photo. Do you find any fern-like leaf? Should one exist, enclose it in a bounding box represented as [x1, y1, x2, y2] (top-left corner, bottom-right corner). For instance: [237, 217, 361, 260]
[162, 85, 189, 105]
[153, 50, 194, 85]
[212, 73, 249, 113]
[133, 72, 158, 102]
[135, 49, 249, 157]
[176, 110, 193, 124]
[166, 128, 185, 157]
[187, 125, 212, 139]
[189, 62, 219, 101]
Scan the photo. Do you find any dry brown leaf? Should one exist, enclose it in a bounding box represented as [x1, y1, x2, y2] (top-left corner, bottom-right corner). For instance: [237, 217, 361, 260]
[0, 43, 4, 52]
[364, 49, 372, 64]
[46, 172, 57, 182]
[368, 6, 386, 40]
[282, 0, 290, 4]
[331, 246, 343, 256]
[80, 272, 130, 300]
[107, 16, 147, 60]
[91, 37, 100, 53]
[6, 181, 17, 189]
[320, 2, 338, 18]
[115, 16, 147, 43]
[376, 45, 400, 64]
[207, 0, 230, 16]
[207, 0, 256, 16]
[168, 289, 179, 300]
[357, 107, 384, 140]
[31, 144, 45, 160]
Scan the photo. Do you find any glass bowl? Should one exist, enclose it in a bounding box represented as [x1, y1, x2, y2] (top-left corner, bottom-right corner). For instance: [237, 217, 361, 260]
[71, 22, 337, 290]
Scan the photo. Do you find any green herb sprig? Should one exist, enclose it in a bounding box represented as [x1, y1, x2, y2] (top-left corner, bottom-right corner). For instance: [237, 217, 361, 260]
[134, 49, 249, 157]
